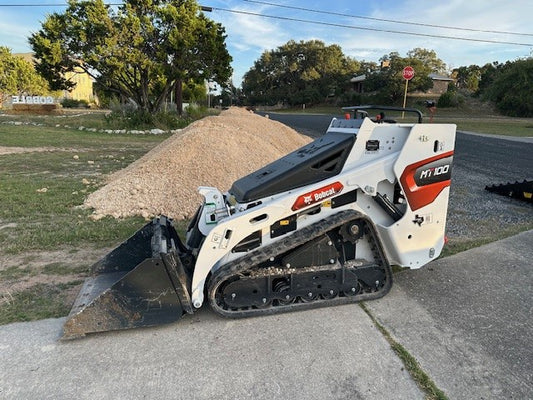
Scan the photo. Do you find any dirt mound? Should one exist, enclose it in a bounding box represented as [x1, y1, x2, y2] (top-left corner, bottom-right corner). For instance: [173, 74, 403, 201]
[85, 108, 311, 220]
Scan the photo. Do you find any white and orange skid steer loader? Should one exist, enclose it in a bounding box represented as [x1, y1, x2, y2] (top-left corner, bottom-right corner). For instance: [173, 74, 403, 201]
[63, 106, 456, 339]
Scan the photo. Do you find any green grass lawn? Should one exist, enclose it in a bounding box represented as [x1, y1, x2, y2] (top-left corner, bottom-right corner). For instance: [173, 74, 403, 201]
[0, 124, 165, 253]
[0, 121, 171, 324]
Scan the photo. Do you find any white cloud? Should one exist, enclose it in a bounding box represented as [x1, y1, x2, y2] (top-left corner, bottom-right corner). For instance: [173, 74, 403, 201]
[0, 20, 35, 53]
[363, 0, 533, 66]
[215, 4, 288, 54]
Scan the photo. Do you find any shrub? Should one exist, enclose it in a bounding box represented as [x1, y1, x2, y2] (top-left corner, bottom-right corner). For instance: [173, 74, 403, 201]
[447, 82, 457, 92]
[104, 109, 199, 130]
[152, 111, 192, 130]
[184, 104, 209, 119]
[437, 91, 464, 108]
[60, 98, 89, 108]
[483, 59, 533, 117]
[339, 91, 362, 107]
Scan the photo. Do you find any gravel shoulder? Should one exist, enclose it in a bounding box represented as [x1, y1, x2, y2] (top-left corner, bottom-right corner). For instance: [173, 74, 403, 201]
[445, 131, 533, 245]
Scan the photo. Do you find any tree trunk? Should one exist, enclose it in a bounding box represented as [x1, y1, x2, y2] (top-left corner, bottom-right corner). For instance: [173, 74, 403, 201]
[153, 83, 172, 113]
[175, 79, 183, 115]
[139, 71, 152, 112]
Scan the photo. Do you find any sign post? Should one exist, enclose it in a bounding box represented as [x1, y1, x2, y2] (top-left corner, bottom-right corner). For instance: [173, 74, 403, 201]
[402, 66, 415, 118]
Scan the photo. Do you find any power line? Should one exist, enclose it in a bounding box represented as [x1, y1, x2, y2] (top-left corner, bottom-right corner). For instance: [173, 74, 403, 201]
[242, 0, 533, 37]
[0, 3, 212, 11]
[0, 3, 121, 6]
[1, 1, 531, 46]
[210, 7, 533, 47]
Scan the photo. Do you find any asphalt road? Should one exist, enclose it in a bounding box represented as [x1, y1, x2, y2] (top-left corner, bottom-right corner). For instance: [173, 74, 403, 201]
[260, 112, 339, 138]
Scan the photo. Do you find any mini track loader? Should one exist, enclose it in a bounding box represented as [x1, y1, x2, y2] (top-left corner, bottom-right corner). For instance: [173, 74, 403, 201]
[63, 106, 456, 339]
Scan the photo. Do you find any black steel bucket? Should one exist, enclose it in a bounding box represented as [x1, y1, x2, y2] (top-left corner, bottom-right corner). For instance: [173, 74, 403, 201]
[63, 217, 193, 339]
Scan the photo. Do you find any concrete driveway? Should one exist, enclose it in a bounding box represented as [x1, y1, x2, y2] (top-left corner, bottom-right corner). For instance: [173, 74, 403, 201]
[1, 303, 421, 399]
[368, 229, 533, 399]
[1, 230, 531, 399]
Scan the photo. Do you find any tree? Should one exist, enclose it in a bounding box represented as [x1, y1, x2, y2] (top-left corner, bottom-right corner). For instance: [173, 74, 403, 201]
[364, 50, 436, 104]
[476, 61, 502, 95]
[242, 40, 359, 106]
[182, 79, 206, 103]
[358, 60, 379, 74]
[0, 47, 50, 106]
[483, 58, 533, 117]
[452, 65, 481, 92]
[29, 0, 232, 113]
[407, 48, 447, 74]
[216, 81, 242, 107]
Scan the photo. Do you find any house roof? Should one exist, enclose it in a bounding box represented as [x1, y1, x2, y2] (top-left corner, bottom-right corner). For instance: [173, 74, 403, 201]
[429, 73, 454, 81]
[13, 53, 36, 63]
[349, 74, 366, 83]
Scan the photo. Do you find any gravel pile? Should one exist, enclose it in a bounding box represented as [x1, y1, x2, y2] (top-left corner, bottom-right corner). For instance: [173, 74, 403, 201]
[85, 108, 311, 220]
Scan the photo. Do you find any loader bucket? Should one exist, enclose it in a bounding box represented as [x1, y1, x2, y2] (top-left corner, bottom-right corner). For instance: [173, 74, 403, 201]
[63, 217, 193, 339]
[485, 180, 533, 203]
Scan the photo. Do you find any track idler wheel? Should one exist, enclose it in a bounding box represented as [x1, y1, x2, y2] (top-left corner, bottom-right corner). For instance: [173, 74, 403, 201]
[342, 282, 361, 297]
[300, 291, 319, 302]
[273, 278, 296, 305]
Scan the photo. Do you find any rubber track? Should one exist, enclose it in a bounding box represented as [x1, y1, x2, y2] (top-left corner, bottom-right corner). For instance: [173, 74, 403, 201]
[207, 210, 393, 318]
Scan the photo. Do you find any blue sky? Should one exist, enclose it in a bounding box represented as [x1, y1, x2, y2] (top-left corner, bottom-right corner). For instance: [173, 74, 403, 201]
[1, 0, 532, 86]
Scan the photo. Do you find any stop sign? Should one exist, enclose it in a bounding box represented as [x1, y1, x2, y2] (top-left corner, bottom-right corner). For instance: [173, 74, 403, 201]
[403, 66, 415, 80]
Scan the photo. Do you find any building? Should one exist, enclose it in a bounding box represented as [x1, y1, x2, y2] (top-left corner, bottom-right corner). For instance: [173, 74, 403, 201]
[426, 73, 454, 95]
[14, 53, 95, 104]
[349, 75, 366, 93]
[63, 67, 95, 103]
[348, 72, 455, 96]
